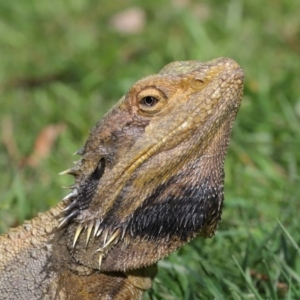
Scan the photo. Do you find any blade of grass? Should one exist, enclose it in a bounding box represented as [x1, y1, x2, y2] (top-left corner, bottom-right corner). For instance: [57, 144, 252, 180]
[277, 221, 300, 256]
[232, 255, 264, 300]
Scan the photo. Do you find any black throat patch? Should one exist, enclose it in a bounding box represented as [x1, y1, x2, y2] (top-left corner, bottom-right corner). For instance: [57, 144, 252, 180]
[127, 174, 224, 242]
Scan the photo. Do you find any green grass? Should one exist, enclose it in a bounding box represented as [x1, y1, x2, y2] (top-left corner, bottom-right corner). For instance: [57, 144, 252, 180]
[1, 0, 300, 299]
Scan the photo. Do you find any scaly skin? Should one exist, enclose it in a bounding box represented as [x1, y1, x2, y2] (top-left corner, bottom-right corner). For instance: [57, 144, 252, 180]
[0, 202, 155, 299]
[0, 57, 244, 299]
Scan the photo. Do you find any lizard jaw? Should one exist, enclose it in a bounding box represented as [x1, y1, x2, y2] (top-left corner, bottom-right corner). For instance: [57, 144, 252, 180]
[59, 187, 123, 270]
[70, 222, 122, 269]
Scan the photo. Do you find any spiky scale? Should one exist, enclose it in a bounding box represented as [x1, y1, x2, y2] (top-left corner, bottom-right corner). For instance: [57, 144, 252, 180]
[61, 184, 76, 189]
[73, 147, 84, 156]
[59, 169, 73, 175]
[93, 220, 101, 237]
[62, 189, 78, 201]
[103, 231, 108, 246]
[58, 211, 77, 228]
[96, 227, 104, 237]
[103, 229, 121, 249]
[59, 167, 79, 176]
[63, 200, 78, 212]
[98, 254, 103, 269]
[86, 223, 94, 246]
[73, 225, 84, 248]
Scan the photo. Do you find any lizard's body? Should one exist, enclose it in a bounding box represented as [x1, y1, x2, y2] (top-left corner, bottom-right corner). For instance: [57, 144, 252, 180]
[0, 58, 244, 299]
[0, 202, 151, 299]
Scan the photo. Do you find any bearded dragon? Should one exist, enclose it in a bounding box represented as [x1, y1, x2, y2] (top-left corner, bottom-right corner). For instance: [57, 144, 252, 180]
[0, 57, 244, 299]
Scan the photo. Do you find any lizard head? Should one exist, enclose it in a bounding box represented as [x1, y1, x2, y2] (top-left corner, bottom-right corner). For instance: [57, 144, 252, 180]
[59, 57, 244, 271]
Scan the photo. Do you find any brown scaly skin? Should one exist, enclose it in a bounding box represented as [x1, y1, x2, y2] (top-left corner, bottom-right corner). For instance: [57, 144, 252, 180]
[0, 57, 244, 299]
[0, 202, 155, 299]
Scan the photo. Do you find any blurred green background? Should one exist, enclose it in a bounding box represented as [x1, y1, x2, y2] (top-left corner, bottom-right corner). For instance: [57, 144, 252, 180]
[0, 0, 299, 299]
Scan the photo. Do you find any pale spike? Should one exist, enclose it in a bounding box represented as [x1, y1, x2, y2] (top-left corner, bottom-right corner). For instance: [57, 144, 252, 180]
[124, 236, 130, 247]
[59, 169, 74, 175]
[121, 227, 127, 240]
[98, 254, 103, 269]
[73, 147, 84, 156]
[73, 225, 84, 248]
[86, 223, 94, 245]
[62, 189, 78, 201]
[63, 200, 78, 212]
[103, 229, 121, 249]
[61, 184, 75, 189]
[59, 167, 79, 176]
[103, 231, 108, 245]
[96, 227, 104, 237]
[93, 220, 101, 237]
[58, 211, 77, 228]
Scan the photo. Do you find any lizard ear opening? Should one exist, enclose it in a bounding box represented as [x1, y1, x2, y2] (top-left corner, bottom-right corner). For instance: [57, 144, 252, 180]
[191, 77, 206, 90]
[91, 158, 106, 180]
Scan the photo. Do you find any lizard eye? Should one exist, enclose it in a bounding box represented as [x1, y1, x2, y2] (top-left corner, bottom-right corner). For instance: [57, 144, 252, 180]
[137, 87, 168, 115]
[140, 96, 158, 107]
[91, 158, 106, 180]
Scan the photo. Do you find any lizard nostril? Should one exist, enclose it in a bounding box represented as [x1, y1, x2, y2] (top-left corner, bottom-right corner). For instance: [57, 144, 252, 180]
[91, 158, 106, 180]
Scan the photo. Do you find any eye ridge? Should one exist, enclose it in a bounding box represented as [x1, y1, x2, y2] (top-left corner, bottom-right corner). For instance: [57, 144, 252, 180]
[141, 96, 158, 107]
